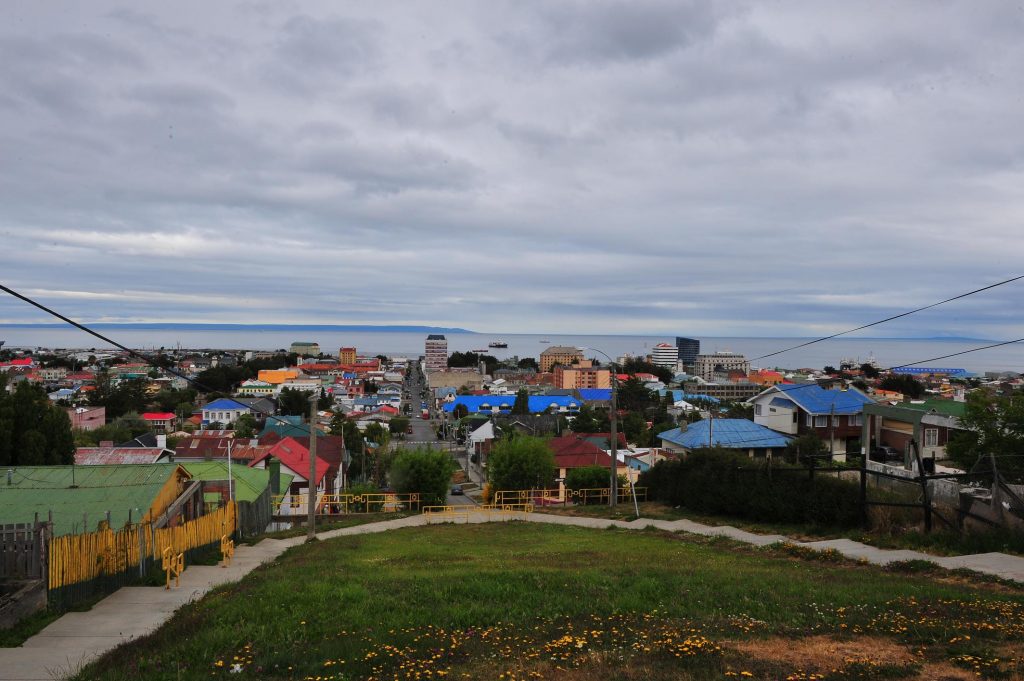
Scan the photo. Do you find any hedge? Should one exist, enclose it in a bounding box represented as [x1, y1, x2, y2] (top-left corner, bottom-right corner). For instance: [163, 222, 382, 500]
[638, 449, 861, 528]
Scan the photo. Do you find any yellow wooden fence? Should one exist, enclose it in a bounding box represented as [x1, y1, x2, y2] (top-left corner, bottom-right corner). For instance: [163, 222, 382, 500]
[48, 502, 236, 592]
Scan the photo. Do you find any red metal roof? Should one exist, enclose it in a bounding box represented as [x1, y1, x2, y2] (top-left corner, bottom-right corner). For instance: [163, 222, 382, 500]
[142, 412, 176, 420]
[249, 437, 329, 485]
[75, 447, 169, 465]
[548, 436, 613, 469]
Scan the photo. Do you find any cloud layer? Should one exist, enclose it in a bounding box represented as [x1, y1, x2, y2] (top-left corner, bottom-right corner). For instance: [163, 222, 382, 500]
[2, 1, 1023, 337]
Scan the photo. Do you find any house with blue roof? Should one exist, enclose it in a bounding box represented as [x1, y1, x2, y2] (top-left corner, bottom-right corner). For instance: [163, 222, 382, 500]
[658, 419, 791, 458]
[747, 383, 874, 458]
[201, 397, 265, 426]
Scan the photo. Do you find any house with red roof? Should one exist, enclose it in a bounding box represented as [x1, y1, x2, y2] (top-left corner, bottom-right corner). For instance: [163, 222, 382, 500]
[249, 436, 338, 497]
[547, 435, 629, 498]
[141, 412, 176, 431]
[0, 357, 35, 372]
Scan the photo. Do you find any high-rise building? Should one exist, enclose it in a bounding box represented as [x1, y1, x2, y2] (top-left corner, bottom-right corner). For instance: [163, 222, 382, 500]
[694, 351, 750, 381]
[540, 346, 584, 373]
[651, 343, 679, 369]
[424, 334, 448, 373]
[675, 337, 700, 367]
[339, 347, 356, 364]
[554, 363, 611, 390]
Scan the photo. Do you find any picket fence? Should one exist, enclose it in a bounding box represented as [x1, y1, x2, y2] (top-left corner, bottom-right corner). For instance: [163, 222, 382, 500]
[47, 503, 235, 609]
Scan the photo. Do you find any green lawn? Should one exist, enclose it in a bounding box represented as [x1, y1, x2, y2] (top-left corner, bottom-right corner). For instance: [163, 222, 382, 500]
[76, 523, 1024, 680]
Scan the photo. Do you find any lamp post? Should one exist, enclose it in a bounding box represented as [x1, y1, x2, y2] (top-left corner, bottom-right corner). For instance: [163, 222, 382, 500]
[579, 347, 618, 508]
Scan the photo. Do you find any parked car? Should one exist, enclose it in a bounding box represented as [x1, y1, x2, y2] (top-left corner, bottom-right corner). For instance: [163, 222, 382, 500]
[450, 485, 463, 496]
[870, 445, 901, 463]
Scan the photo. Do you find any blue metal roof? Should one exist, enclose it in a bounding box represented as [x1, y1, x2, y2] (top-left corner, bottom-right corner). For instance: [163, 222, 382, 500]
[658, 390, 721, 404]
[203, 398, 253, 411]
[658, 419, 791, 450]
[892, 367, 967, 376]
[769, 384, 872, 415]
[578, 388, 612, 401]
[442, 395, 582, 414]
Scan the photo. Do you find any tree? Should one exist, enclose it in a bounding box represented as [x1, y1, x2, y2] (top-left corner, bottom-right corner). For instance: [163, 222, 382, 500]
[860, 363, 880, 379]
[317, 388, 333, 411]
[511, 389, 530, 415]
[390, 448, 455, 505]
[487, 436, 555, 491]
[89, 374, 147, 419]
[453, 403, 469, 419]
[0, 380, 75, 466]
[233, 413, 257, 438]
[388, 417, 410, 435]
[517, 357, 539, 371]
[621, 357, 673, 384]
[786, 431, 827, 465]
[570, 404, 600, 433]
[617, 377, 655, 412]
[879, 374, 925, 399]
[948, 390, 1024, 480]
[278, 388, 309, 416]
[622, 411, 649, 446]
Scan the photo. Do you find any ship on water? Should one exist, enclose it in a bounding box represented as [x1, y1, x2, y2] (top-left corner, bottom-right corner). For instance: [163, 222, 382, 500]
[488, 340, 508, 348]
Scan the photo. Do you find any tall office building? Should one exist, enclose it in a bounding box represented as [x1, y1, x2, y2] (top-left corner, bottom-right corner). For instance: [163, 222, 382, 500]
[424, 334, 448, 373]
[651, 343, 679, 369]
[675, 337, 700, 367]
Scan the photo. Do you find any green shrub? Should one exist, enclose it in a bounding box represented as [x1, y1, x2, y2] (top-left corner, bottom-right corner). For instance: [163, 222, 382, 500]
[487, 436, 555, 491]
[390, 448, 456, 506]
[638, 449, 862, 528]
[565, 465, 611, 504]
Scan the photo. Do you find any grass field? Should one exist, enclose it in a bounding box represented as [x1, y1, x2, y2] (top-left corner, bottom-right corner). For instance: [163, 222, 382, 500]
[75, 522, 1024, 680]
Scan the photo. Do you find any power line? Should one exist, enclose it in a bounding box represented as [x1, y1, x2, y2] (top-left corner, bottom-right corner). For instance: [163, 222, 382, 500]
[889, 338, 1024, 370]
[0, 282, 317, 438]
[752, 274, 1024, 361]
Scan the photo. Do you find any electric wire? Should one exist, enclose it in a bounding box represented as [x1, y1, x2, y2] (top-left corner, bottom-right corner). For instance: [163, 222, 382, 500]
[752, 274, 1024, 361]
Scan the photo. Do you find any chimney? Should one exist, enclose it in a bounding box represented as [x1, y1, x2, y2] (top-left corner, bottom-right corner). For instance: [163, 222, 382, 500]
[156, 434, 167, 450]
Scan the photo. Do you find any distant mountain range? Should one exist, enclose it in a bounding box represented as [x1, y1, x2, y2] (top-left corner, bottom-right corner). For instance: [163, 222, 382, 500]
[3, 323, 475, 333]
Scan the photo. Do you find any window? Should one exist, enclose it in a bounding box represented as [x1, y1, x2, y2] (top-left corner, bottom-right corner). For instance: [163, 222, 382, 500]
[924, 428, 939, 447]
[755, 404, 763, 416]
[832, 416, 841, 427]
[848, 414, 863, 427]
[814, 415, 828, 427]
[806, 413, 813, 427]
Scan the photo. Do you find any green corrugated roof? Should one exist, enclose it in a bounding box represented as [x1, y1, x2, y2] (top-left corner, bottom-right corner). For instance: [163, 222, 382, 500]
[0, 464, 181, 537]
[180, 462, 271, 503]
[900, 400, 966, 417]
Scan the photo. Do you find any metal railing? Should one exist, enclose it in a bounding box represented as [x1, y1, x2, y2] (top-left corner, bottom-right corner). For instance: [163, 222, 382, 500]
[272, 492, 422, 515]
[423, 504, 535, 522]
[493, 487, 647, 507]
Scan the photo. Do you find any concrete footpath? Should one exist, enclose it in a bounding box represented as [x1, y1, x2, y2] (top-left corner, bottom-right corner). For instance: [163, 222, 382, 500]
[1, 512, 1022, 680]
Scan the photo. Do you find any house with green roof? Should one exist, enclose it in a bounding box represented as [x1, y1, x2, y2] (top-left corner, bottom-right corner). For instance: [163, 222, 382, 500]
[861, 399, 966, 466]
[0, 464, 192, 537]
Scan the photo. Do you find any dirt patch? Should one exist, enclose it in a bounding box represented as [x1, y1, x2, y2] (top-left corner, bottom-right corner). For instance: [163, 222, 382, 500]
[728, 635, 916, 669]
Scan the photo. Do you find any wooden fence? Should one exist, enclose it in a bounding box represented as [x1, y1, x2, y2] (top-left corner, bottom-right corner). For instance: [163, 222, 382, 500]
[47, 503, 235, 610]
[0, 522, 48, 581]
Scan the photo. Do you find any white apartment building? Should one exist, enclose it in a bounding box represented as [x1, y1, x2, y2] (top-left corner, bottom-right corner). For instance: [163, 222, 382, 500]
[650, 343, 679, 369]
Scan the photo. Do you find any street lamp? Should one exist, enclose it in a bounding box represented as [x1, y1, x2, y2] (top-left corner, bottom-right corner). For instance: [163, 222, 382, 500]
[578, 347, 619, 508]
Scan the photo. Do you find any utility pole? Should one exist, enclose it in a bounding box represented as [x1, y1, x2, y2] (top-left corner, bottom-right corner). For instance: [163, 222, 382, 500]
[227, 437, 233, 503]
[609, 371, 618, 507]
[708, 406, 714, 448]
[828, 403, 835, 460]
[307, 396, 318, 541]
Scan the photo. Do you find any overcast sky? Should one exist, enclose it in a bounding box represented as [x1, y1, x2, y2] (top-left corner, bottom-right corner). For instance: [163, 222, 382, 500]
[2, 1, 1023, 337]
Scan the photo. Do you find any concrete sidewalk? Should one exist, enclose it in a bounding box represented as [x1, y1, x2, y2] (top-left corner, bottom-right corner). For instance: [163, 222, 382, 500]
[1, 510, 1021, 680]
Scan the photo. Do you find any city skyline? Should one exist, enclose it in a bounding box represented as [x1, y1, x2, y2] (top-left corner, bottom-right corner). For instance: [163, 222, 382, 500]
[2, 2, 1023, 338]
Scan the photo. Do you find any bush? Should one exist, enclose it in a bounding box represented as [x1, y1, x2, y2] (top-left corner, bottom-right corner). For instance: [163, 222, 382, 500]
[389, 448, 456, 506]
[487, 436, 555, 491]
[565, 465, 611, 504]
[638, 448, 862, 528]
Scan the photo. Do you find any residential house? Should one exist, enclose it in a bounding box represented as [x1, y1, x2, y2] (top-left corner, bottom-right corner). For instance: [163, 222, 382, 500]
[249, 436, 338, 497]
[66, 405, 105, 431]
[201, 398, 268, 426]
[237, 379, 275, 397]
[748, 383, 874, 457]
[657, 419, 792, 458]
[861, 399, 967, 466]
[141, 412, 176, 432]
[547, 435, 629, 498]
